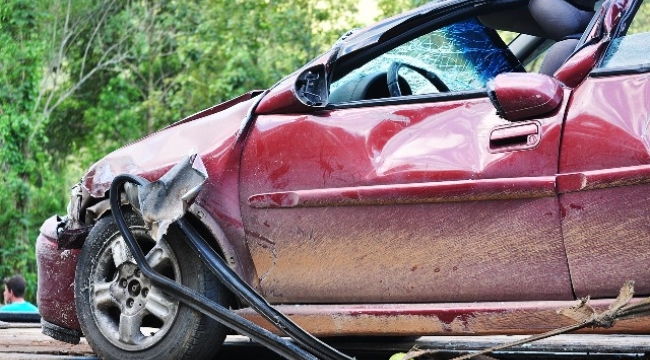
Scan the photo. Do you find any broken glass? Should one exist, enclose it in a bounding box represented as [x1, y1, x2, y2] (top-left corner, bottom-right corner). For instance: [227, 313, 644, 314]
[330, 17, 521, 99]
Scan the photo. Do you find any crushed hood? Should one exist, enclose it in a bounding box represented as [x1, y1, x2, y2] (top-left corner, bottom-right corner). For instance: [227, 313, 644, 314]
[82, 93, 260, 198]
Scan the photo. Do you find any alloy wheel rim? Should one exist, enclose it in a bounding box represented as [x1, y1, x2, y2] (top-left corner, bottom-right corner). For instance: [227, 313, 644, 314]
[89, 229, 180, 351]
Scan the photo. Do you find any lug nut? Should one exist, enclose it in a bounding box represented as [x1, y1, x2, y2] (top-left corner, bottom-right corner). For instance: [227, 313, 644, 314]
[127, 298, 134, 308]
[134, 268, 140, 277]
[128, 280, 141, 296]
[120, 279, 127, 287]
[142, 288, 149, 298]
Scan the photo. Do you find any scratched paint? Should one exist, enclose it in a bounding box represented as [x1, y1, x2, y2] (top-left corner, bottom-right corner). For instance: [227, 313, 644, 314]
[36, 216, 82, 330]
[234, 300, 649, 336]
[560, 71, 650, 299]
[240, 94, 572, 303]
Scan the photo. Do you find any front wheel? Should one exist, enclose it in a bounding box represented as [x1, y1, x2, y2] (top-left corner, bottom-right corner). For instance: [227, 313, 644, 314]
[75, 211, 229, 360]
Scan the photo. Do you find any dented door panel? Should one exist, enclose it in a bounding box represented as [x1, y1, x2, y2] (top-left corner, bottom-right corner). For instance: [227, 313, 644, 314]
[240, 95, 573, 304]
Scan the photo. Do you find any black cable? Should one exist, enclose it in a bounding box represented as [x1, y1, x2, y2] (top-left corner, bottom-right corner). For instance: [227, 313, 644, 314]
[177, 218, 354, 360]
[110, 174, 317, 360]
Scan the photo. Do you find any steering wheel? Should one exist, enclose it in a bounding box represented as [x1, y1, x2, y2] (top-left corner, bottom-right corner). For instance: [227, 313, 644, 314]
[387, 62, 449, 97]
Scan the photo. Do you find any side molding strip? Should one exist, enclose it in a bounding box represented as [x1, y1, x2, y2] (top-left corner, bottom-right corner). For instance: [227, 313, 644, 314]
[249, 176, 556, 208]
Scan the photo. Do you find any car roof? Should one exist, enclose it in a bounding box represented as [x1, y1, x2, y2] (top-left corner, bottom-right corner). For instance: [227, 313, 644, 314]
[336, 0, 528, 58]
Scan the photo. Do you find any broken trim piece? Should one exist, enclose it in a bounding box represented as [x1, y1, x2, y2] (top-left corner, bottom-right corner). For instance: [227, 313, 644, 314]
[557, 163, 650, 193]
[127, 152, 208, 242]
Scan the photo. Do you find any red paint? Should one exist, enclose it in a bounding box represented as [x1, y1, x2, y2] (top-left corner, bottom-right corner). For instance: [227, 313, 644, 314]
[561, 76, 650, 173]
[36, 216, 81, 331]
[256, 52, 334, 115]
[240, 91, 572, 303]
[555, 0, 629, 87]
[604, 0, 630, 33]
[249, 176, 555, 208]
[557, 164, 650, 193]
[556, 172, 588, 193]
[167, 90, 261, 128]
[555, 42, 606, 87]
[558, 0, 650, 300]
[568, 203, 583, 211]
[490, 73, 564, 121]
[345, 306, 505, 325]
[561, 185, 650, 298]
[81, 95, 259, 284]
[234, 299, 649, 336]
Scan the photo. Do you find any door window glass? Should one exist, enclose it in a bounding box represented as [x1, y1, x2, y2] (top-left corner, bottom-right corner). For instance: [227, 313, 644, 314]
[329, 18, 521, 103]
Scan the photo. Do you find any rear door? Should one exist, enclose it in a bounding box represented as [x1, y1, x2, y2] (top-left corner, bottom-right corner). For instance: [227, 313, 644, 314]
[240, 11, 573, 304]
[558, 0, 650, 299]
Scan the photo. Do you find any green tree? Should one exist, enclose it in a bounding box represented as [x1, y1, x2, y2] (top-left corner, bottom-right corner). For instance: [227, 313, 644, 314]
[376, 0, 428, 18]
[0, 0, 364, 304]
[0, 0, 61, 300]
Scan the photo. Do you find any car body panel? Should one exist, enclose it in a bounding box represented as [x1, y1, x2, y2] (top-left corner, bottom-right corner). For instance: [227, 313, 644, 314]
[559, 73, 650, 298]
[36, 216, 82, 331]
[240, 92, 573, 304]
[235, 299, 650, 336]
[554, 0, 628, 87]
[72, 94, 262, 283]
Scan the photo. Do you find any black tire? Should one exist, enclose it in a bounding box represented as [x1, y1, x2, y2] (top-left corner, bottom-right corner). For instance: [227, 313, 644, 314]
[75, 211, 228, 360]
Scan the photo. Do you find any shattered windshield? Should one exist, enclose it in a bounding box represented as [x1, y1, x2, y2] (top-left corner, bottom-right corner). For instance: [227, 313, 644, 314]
[330, 18, 521, 99]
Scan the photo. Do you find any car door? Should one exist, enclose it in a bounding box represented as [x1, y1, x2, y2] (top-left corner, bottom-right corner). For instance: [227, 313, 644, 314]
[558, 0, 650, 299]
[239, 10, 574, 304]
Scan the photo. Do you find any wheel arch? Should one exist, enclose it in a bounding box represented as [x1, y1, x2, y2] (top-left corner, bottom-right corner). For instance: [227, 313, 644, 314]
[81, 195, 257, 310]
[186, 203, 259, 309]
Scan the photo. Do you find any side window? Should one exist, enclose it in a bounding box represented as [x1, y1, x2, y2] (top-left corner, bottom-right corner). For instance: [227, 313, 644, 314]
[599, 1, 650, 70]
[329, 18, 521, 104]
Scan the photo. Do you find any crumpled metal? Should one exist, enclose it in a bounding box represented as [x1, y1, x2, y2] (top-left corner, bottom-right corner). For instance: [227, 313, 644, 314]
[126, 152, 208, 242]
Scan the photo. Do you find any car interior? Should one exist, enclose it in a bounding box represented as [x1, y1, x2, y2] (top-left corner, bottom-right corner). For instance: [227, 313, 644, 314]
[328, 0, 602, 104]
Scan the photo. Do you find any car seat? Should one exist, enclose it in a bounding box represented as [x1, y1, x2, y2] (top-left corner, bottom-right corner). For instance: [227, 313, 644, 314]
[530, 0, 596, 75]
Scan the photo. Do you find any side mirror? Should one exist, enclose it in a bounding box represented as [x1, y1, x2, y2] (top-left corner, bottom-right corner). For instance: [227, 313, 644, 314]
[255, 64, 329, 114]
[487, 73, 563, 121]
[294, 64, 328, 107]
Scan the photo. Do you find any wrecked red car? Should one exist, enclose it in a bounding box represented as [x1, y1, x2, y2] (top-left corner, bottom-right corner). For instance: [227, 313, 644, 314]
[36, 0, 650, 358]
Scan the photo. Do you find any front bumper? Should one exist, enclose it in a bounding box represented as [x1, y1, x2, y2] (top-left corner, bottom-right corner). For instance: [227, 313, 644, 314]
[36, 215, 83, 340]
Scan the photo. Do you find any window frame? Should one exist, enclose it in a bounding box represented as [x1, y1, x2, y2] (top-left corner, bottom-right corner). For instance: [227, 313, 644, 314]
[590, 0, 649, 78]
[325, 7, 520, 110]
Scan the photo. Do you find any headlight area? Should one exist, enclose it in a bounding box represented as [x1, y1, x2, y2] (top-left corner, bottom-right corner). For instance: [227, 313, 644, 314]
[58, 183, 120, 248]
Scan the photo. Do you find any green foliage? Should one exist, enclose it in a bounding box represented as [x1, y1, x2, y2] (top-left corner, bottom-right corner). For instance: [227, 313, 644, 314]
[0, 0, 363, 304]
[376, 0, 429, 18]
[628, 1, 650, 35]
[0, 0, 61, 302]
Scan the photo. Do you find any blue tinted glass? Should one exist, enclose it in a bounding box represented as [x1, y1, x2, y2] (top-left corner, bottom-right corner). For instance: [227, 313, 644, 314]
[330, 17, 520, 98]
[440, 18, 521, 89]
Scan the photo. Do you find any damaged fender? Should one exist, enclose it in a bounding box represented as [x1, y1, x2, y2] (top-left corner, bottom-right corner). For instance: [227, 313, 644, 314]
[125, 152, 208, 242]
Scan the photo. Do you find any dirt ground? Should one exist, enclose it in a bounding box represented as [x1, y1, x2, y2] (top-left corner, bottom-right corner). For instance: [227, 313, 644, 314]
[0, 323, 93, 359]
[2, 322, 650, 359]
